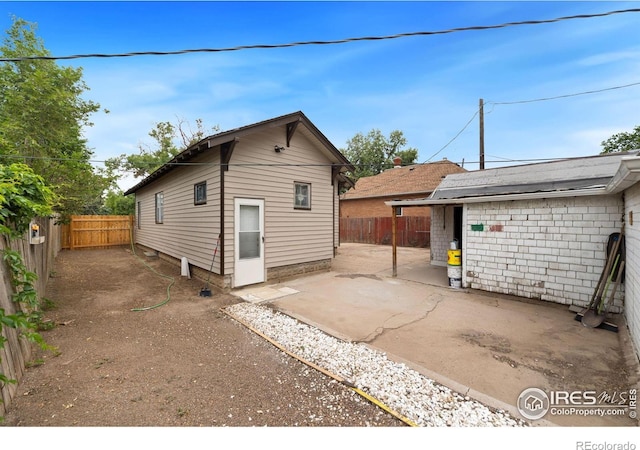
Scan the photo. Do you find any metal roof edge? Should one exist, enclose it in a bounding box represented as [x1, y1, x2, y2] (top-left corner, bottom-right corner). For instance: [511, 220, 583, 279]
[385, 186, 610, 207]
[606, 155, 640, 194]
[341, 189, 435, 201]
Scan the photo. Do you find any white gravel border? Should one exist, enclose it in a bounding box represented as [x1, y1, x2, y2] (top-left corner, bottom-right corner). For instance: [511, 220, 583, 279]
[224, 302, 527, 427]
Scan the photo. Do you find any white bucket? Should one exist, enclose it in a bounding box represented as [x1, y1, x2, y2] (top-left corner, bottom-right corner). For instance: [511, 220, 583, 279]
[447, 265, 462, 279]
[449, 278, 462, 288]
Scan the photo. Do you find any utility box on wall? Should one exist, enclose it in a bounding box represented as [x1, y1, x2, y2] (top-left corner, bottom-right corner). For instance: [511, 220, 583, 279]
[29, 222, 45, 245]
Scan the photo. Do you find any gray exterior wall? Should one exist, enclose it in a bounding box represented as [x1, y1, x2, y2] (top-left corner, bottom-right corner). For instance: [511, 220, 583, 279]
[132, 125, 339, 289]
[223, 128, 335, 280]
[134, 151, 223, 274]
[462, 195, 625, 312]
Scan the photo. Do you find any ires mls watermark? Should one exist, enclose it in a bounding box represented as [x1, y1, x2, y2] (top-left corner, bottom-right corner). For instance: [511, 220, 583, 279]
[517, 387, 637, 421]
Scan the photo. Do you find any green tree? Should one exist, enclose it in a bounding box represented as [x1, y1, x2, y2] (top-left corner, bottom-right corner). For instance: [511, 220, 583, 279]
[0, 17, 105, 218]
[107, 118, 219, 181]
[601, 125, 640, 154]
[341, 129, 418, 182]
[0, 163, 56, 237]
[103, 190, 135, 215]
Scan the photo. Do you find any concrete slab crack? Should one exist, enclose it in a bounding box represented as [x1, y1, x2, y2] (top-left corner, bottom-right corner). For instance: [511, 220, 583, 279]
[359, 295, 443, 344]
[335, 273, 381, 281]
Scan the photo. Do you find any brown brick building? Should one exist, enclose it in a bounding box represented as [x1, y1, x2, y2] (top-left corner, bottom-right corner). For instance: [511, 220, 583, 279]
[339, 158, 466, 246]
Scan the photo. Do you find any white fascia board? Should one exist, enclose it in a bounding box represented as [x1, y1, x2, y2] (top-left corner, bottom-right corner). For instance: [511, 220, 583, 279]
[606, 156, 640, 194]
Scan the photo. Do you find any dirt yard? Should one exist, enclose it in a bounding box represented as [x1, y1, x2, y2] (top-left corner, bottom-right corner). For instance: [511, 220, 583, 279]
[1, 247, 403, 427]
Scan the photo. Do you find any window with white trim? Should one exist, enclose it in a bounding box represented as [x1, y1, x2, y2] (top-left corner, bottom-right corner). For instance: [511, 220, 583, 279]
[155, 192, 164, 223]
[294, 182, 311, 210]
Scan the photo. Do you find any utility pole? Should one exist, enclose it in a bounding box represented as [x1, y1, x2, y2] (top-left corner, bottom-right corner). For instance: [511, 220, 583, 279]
[479, 98, 485, 170]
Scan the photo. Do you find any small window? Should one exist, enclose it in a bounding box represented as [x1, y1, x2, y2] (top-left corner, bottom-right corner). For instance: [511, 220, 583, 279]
[294, 182, 311, 210]
[155, 192, 164, 224]
[137, 201, 142, 229]
[194, 181, 207, 205]
[394, 206, 403, 217]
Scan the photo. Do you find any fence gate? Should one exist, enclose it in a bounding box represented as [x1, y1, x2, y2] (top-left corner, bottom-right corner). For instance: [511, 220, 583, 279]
[61, 215, 134, 250]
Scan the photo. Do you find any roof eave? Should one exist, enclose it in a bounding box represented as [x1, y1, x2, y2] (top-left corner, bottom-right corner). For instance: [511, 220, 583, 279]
[606, 155, 640, 194]
[123, 138, 215, 196]
[124, 111, 354, 195]
[342, 190, 435, 201]
[384, 186, 610, 207]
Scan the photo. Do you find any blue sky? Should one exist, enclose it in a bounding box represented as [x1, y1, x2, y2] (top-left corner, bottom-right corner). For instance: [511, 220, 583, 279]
[1, 1, 640, 191]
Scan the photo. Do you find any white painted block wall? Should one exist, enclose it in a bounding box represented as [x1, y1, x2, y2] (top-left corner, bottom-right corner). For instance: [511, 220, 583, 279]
[430, 205, 454, 266]
[463, 195, 625, 313]
[624, 183, 640, 359]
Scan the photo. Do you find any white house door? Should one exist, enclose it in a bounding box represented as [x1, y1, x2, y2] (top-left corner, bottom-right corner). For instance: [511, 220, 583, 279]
[234, 198, 265, 287]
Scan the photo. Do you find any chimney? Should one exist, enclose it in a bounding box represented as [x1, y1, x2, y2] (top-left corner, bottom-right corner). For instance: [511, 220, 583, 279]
[393, 156, 402, 168]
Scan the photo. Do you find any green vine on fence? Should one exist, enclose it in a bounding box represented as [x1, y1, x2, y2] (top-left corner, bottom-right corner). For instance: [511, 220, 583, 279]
[0, 163, 57, 394]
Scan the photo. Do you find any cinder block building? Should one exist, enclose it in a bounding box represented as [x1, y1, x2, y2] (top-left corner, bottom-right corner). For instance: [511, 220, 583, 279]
[387, 151, 640, 359]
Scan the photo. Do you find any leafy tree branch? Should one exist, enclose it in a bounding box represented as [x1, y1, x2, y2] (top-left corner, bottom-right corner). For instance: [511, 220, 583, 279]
[341, 129, 418, 182]
[600, 125, 640, 154]
[0, 163, 57, 397]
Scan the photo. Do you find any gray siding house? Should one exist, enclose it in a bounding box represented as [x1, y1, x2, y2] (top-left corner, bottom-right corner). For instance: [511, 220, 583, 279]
[125, 111, 354, 290]
[387, 151, 640, 359]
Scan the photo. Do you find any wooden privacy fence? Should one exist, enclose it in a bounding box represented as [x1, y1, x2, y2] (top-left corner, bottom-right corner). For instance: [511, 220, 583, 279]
[1, 216, 62, 415]
[61, 215, 134, 250]
[340, 216, 431, 247]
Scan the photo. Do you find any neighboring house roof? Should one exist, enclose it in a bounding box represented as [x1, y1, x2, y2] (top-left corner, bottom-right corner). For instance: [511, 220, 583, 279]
[340, 158, 466, 200]
[385, 151, 640, 206]
[124, 111, 354, 195]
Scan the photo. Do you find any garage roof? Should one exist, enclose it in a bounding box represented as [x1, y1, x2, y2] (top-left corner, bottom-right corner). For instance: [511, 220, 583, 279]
[386, 151, 640, 206]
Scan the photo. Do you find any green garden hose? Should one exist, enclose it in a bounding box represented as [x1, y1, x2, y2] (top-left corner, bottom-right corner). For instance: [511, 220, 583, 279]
[128, 226, 175, 312]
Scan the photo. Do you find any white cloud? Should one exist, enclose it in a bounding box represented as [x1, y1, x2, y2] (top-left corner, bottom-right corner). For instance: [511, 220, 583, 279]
[577, 49, 640, 67]
[206, 79, 289, 102]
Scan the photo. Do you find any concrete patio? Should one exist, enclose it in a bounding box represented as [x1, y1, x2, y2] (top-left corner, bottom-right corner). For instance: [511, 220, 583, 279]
[233, 243, 640, 427]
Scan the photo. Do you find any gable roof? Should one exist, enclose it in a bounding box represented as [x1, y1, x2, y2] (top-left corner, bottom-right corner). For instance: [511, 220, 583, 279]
[124, 111, 354, 195]
[386, 151, 639, 207]
[340, 159, 466, 200]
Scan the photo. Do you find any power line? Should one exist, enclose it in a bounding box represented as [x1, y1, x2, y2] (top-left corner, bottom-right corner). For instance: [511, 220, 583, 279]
[0, 152, 574, 168]
[3, 7, 637, 169]
[486, 154, 519, 162]
[489, 80, 640, 105]
[6, 73, 637, 171]
[1, 8, 639, 62]
[0, 156, 450, 168]
[423, 109, 480, 163]
[425, 78, 640, 164]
